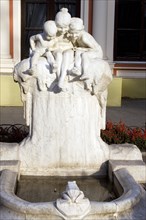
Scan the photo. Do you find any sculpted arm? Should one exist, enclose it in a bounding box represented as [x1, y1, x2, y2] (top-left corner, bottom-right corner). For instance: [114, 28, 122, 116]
[79, 32, 103, 58]
[82, 33, 98, 49]
[29, 34, 40, 51]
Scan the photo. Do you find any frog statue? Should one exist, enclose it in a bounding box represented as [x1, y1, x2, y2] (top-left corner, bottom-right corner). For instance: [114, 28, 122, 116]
[56, 181, 91, 219]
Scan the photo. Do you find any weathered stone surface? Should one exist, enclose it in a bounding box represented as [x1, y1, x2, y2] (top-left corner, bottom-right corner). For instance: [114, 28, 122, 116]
[113, 168, 142, 211]
[108, 160, 146, 183]
[0, 160, 20, 175]
[18, 90, 109, 175]
[0, 142, 19, 161]
[0, 205, 26, 220]
[56, 181, 91, 219]
[1, 169, 145, 220]
[109, 143, 143, 161]
[0, 170, 62, 218]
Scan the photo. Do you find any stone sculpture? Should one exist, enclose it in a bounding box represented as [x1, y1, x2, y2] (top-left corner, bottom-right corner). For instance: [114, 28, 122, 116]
[56, 181, 91, 219]
[12, 8, 113, 174]
[14, 8, 112, 128]
[11, 8, 143, 176]
[29, 20, 58, 75]
[0, 7, 145, 220]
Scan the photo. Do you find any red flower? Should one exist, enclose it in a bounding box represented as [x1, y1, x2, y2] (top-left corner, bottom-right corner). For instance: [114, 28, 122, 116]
[101, 121, 146, 150]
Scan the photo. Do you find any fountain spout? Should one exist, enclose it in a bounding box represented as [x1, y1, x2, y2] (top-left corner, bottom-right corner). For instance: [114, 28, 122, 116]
[56, 181, 91, 219]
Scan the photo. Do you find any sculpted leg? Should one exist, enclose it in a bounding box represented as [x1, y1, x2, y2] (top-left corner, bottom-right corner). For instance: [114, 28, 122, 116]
[45, 51, 56, 73]
[72, 50, 83, 76]
[58, 50, 74, 88]
[81, 51, 99, 78]
[29, 52, 41, 75]
[30, 52, 40, 69]
[53, 51, 63, 79]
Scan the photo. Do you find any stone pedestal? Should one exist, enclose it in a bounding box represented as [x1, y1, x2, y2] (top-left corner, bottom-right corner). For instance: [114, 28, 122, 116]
[19, 84, 109, 175]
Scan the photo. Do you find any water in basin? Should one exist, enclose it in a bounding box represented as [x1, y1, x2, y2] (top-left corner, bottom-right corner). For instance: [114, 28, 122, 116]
[16, 176, 116, 202]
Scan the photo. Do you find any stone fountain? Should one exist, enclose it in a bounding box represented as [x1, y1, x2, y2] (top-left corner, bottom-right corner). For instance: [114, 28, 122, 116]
[0, 8, 146, 220]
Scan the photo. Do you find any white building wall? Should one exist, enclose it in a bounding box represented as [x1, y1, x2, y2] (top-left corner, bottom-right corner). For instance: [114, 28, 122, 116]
[80, 0, 89, 32]
[13, 0, 21, 64]
[92, 0, 115, 65]
[0, 0, 21, 73]
[0, 0, 14, 73]
[0, 0, 10, 59]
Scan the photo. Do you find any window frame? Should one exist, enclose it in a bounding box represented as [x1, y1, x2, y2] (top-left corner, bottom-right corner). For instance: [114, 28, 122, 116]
[114, 0, 146, 62]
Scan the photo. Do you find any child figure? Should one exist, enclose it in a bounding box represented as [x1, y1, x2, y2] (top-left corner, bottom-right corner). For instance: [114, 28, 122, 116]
[53, 8, 73, 79]
[57, 17, 103, 89]
[29, 20, 58, 74]
[69, 17, 103, 77]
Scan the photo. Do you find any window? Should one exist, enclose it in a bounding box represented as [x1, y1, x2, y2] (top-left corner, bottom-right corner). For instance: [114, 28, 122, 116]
[114, 0, 146, 61]
[21, 0, 80, 59]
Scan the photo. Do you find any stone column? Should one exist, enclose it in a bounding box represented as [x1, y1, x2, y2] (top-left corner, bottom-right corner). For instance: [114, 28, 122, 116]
[92, 0, 108, 59]
[0, 0, 14, 73]
[0, 0, 11, 59]
[13, 0, 21, 63]
[80, 0, 89, 32]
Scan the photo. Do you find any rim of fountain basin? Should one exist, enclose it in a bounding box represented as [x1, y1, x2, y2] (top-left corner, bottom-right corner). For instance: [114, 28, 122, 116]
[0, 168, 142, 216]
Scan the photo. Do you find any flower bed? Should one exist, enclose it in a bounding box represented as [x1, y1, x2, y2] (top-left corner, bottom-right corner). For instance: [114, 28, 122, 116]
[101, 121, 146, 151]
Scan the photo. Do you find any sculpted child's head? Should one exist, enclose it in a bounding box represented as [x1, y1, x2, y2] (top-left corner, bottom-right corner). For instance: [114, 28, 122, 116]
[69, 18, 84, 40]
[43, 20, 57, 39]
[69, 18, 84, 33]
[55, 8, 71, 33]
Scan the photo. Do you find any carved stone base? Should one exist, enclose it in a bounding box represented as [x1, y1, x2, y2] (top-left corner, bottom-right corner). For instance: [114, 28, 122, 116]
[18, 88, 109, 174]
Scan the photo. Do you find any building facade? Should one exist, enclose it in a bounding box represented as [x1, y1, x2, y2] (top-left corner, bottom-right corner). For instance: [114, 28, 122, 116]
[0, 0, 146, 107]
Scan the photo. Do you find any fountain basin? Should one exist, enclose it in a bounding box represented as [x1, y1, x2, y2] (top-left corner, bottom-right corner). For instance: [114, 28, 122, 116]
[16, 175, 115, 202]
[0, 167, 143, 220]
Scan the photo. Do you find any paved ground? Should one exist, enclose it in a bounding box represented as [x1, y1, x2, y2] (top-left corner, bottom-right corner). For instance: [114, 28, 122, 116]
[0, 98, 146, 128]
[0, 106, 25, 125]
[107, 98, 146, 128]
